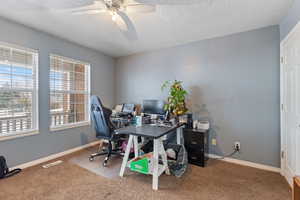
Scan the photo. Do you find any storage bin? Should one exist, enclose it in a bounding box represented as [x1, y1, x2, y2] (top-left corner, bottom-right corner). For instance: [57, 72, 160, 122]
[130, 153, 153, 174]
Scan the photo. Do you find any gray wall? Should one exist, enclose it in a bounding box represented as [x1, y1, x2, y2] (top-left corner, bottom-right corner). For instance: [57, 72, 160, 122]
[280, 0, 300, 40]
[115, 25, 281, 167]
[0, 17, 115, 167]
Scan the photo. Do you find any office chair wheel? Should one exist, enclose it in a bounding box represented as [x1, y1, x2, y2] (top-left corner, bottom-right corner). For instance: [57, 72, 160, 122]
[103, 160, 108, 167]
[89, 156, 94, 161]
[103, 157, 109, 167]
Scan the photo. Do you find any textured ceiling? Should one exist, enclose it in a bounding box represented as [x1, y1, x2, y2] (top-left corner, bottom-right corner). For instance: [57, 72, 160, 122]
[0, 0, 293, 57]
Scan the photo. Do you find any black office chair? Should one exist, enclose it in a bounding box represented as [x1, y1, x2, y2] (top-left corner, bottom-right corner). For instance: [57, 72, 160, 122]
[89, 96, 124, 167]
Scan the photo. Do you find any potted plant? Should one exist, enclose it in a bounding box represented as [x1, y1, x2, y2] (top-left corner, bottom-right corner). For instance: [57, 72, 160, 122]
[161, 80, 188, 120]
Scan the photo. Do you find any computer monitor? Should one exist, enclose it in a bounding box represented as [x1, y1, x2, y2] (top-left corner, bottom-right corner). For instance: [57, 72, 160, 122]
[122, 103, 135, 113]
[142, 100, 165, 115]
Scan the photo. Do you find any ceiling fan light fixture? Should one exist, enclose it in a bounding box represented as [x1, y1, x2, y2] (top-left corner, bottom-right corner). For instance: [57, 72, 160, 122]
[112, 13, 117, 21]
[109, 10, 118, 21]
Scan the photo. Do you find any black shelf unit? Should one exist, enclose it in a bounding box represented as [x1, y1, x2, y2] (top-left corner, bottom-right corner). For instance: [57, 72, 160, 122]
[183, 128, 209, 167]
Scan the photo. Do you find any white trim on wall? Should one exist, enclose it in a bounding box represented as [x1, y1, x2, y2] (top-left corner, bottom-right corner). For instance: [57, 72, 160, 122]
[281, 21, 300, 44]
[13, 146, 280, 174]
[280, 20, 300, 187]
[13, 140, 101, 169]
[208, 154, 281, 173]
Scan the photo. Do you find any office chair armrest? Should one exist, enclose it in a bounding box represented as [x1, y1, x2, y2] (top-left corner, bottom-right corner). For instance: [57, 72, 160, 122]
[114, 130, 127, 135]
[114, 129, 136, 137]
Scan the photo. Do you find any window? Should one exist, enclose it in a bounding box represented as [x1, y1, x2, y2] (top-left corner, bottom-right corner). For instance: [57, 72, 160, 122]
[0, 43, 38, 138]
[50, 55, 90, 130]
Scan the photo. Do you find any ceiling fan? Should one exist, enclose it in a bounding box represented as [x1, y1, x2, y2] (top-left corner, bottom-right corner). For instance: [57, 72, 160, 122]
[66, 0, 209, 39]
[68, 0, 206, 19]
[67, 0, 156, 39]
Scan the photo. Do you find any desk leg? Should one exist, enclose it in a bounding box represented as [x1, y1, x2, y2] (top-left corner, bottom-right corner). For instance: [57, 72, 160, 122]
[133, 136, 139, 158]
[153, 138, 159, 190]
[177, 127, 183, 145]
[160, 139, 170, 175]
[294, 177, 300, 200]
[120, 135, 133, 177]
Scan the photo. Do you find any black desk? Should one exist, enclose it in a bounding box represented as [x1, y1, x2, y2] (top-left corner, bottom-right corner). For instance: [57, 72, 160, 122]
[116, 124, 183, 139]
[118, 123, 185, 190]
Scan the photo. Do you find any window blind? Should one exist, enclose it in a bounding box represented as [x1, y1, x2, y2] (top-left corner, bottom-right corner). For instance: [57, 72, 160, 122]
[0, 44, 38, 137]
[50, 55, 90, 129]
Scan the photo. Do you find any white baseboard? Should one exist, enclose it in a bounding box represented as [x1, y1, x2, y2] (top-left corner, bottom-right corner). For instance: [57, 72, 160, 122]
[208, 154, 281, 173]
[13, 141, 101, 170]
[12, 143, 281, 174]
[282, 166, 294, 187]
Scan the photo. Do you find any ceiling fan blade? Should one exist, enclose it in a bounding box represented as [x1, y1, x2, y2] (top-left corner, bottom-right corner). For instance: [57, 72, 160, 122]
[9, 0, 98, 9]
[62, 0, 106, 13]
[115, 11, 138, 41]
[133, 0, 206, 5]
[70, 9, 106, 15]
[125, 4, 156, 13]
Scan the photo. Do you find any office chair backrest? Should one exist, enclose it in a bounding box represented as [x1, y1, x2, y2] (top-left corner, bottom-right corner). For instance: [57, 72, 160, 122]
[90, 96, 113, 139]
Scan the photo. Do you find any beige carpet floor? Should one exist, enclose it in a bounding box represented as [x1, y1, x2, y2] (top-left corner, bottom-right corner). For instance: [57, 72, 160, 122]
[69, 147, 124, 179]
[0, 148, 291, 200]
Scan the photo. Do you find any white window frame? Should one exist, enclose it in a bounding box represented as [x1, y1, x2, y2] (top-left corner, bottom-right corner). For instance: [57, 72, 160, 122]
[49, 54, 91, 131]
[0, 42, 39, 141]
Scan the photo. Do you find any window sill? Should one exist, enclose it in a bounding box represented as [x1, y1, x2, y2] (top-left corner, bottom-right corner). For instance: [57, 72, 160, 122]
[50, 121, 91, 132]
[0, 130, 39, 142]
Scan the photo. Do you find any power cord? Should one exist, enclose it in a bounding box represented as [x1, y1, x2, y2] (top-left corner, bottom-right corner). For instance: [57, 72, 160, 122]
[213, 149, 239, 160]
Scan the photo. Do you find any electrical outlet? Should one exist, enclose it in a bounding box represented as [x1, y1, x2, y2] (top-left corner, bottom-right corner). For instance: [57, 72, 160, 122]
[234, 141, 241, 151]
[212, 138, 217, 146]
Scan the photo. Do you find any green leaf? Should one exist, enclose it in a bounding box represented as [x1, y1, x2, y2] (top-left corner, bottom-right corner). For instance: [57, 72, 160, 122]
[161, 80, 170, 91]
[161, 80, 188, 115]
